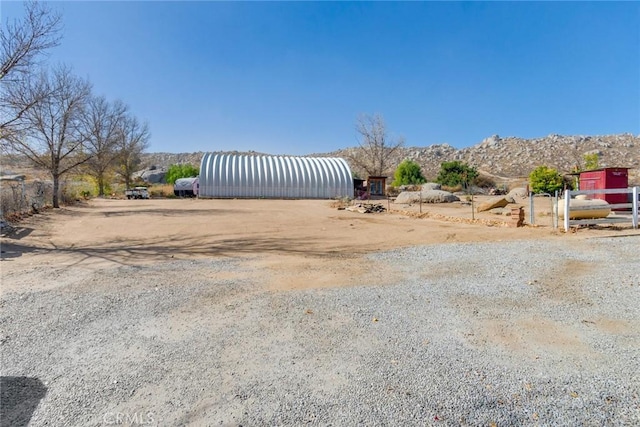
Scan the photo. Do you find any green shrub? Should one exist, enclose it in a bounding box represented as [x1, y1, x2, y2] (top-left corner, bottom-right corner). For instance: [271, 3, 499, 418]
[583, 153, 600, 171]
[392, 160, 426, 186]
[529, 166, 564, 194]
[165, 163, 199, 184]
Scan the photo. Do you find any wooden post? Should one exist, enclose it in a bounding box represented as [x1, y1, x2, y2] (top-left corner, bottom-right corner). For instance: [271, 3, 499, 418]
[510, 206, 524, 227]
[529, 192, 534, 225]
[471, 193, 474, 221]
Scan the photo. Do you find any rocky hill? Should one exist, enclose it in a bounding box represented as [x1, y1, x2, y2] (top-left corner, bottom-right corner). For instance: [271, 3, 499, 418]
[331, 133, 639, 181]
[142, 133, 639, 184]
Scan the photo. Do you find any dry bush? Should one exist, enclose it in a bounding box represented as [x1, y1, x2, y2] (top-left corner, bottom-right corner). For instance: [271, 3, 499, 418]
[474, 174, 496, 189]
[385, 186, 401, 197]
[60, 180, 95, 204]
[442, 184, 463, 193]
[329, 196, 352, 209]
[148, 184, 175, 198]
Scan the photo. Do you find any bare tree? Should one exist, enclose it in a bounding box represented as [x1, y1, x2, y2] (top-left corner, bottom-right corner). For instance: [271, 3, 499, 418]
[1, 1, 62, 131]
[349, 113, 405, 177]
[3, 65, 92, 208]
[81, 96, 128, 196]
[114, 115, 150, 189]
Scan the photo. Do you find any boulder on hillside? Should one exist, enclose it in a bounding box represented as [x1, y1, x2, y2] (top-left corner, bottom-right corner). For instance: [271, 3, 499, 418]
[507, 187, 528, 199]
[395, 190, 459, 204]
[477, 196, 511, 212]
[421, 182, 441, 191]
[134, 168, 167, 184]
[142, 170, 166, 184]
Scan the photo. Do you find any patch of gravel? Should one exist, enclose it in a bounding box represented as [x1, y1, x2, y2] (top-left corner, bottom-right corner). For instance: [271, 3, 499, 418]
[1, 238, 639, 426]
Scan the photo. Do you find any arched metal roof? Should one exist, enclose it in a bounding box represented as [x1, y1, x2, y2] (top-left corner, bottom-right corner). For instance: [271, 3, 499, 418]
[199, 153, 354, 199]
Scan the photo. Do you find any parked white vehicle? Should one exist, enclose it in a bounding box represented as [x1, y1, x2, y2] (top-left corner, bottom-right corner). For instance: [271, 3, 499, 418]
[125, 187, 149, 199]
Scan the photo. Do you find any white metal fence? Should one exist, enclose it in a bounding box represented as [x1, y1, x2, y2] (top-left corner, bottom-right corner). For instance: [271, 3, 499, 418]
[529, 191, 559, 229]
[563, 187, 639, 231]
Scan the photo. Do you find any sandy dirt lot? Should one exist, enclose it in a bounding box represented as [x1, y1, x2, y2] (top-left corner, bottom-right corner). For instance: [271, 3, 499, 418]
[1, 196, 636, 290]
[0, 196, 605, 285]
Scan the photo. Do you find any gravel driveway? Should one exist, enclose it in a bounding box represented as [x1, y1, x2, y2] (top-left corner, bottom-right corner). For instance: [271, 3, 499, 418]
[1, 237, 639, 426]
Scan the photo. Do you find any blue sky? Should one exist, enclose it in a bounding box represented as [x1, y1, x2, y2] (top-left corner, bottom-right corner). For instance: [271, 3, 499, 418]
[3, 1, 639, 154]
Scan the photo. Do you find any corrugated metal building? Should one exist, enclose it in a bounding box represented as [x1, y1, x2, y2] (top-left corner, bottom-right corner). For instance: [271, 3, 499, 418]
[199, 153, 354, 199]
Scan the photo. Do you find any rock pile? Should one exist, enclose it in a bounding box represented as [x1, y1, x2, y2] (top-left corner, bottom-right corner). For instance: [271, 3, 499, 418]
[346, 203, 386, 213]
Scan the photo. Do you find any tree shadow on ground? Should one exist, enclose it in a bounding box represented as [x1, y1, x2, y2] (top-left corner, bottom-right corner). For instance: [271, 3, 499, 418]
[0, 376, 47, 427]
[0, 234, 358, 266]
[2, 227, 34, 241]
[0, 241, 37, 260]
[100, 208, 246, 217]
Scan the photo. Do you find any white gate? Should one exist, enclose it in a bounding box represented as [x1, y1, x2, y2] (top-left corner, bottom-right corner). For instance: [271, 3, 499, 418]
[563, 187, 639, 231]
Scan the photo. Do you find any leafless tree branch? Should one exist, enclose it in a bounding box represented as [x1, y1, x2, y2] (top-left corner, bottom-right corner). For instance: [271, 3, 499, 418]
[114, 115, 150, 189]
[348, 113, 405, 177]
[2, 65, 92, 207]
[80, 96, 128, 195]
[1, 1, 62, 133]
[0, 0, 62, 80]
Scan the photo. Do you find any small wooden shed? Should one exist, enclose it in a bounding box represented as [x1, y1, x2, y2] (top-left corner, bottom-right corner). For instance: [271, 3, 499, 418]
[367, 176, 387, 196]
[579, 168, 628, 205]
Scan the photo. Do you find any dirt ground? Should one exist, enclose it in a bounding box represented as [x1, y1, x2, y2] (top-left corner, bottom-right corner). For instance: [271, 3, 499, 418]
[2, 196, 638, 291]
[2, 197, 639, 426]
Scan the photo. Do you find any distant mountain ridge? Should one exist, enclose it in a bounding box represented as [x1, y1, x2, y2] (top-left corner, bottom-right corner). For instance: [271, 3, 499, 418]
[141, 133, 639, 183]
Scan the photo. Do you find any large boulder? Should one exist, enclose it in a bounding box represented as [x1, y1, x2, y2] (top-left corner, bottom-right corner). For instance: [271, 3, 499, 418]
[422, 190, 460, 203]
[134, 168, 167, 184]
[477, 196, 510, 212]
[395, 190, 460, 204]
[421, 182, 441, 191]
[507, 187, 528, 199]
[395, 191, 421, 204]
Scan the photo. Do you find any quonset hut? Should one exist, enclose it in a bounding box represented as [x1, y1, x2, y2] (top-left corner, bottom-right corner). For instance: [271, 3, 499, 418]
[199, 153, 354, 199]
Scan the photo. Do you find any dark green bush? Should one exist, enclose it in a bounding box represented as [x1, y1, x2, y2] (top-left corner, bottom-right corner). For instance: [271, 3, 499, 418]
[436, 161, 478, 188]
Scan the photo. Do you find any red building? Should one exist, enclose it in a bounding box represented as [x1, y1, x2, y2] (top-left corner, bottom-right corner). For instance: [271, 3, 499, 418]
[579, 168, 629, 205]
